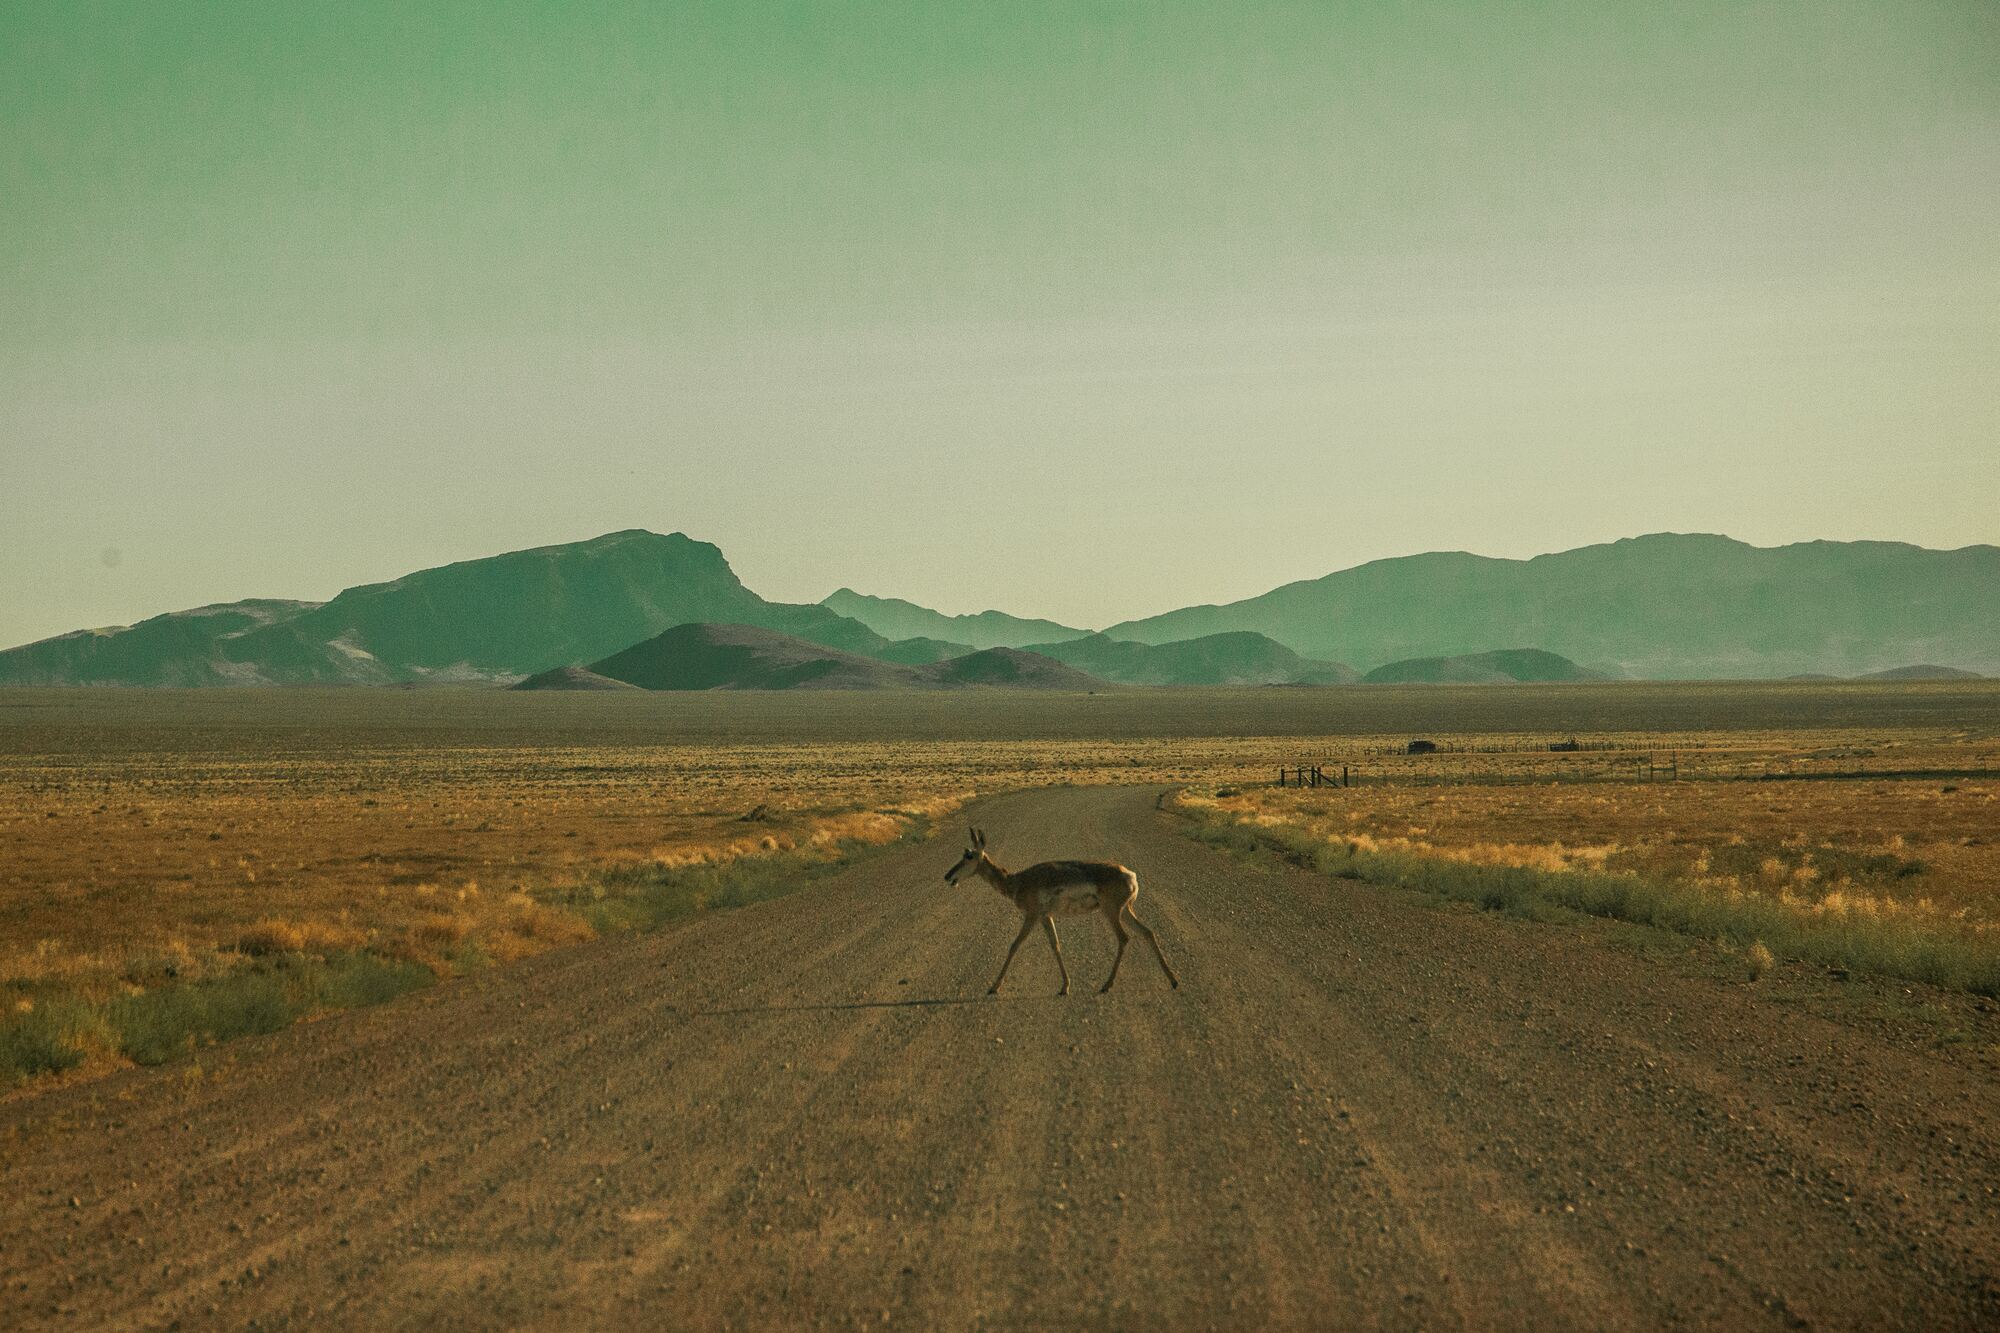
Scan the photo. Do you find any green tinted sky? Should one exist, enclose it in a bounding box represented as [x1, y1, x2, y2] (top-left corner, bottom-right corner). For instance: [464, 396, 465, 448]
[3, 1, 1996, 645]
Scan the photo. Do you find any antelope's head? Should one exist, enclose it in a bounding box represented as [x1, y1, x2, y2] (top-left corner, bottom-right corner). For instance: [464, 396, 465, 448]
[944, 826, 988, 885]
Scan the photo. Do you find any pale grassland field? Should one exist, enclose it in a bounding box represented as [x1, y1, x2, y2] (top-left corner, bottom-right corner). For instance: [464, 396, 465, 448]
[1162, 683, 2000, 995]
[3, 682, 1998, 1085]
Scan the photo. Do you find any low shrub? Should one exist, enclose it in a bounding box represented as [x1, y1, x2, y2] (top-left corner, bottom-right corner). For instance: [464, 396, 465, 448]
[311, 952, 435, 1012]
[0, 995, 107, 1083]
[109, 965, 304, 1065]
[237, 918, 369, 957]
[1, 953, 437, 1081]
[1747, 940, 1776, 980]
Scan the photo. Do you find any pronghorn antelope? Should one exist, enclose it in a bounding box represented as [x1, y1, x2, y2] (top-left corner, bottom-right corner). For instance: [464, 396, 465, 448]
[944, 827, 1180, 996]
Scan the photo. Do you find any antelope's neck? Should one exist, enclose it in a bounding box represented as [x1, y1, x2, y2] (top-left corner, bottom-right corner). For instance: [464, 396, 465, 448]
[977, 857, 1012, 894]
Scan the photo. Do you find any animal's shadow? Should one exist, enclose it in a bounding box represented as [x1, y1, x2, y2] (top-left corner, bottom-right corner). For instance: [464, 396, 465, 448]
[674, 994, 1026, 1018]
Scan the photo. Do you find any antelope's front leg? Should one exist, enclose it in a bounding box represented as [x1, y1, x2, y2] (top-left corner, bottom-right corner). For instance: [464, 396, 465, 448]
[1041, 915, 1070, 996]
[988, 914, 1037, 995]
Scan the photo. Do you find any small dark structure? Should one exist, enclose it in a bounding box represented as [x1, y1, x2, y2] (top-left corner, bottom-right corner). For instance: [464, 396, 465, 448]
[1549, 736, 1582, 753]
[1406, 739, 1438, 756]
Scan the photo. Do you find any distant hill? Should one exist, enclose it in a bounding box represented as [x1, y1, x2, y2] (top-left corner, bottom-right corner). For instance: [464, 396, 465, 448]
[1020, 631, 1358, 686]
[1103, 535, 2000, 679]
[821, 589, 1089, 650]
[1852, 664, 1984, 682]
[584, 624, 1108, 691]
[0, 531, 898, 686]
[1363, 648, 1605, 685]
[923, 647, 1107, 690]
[510, 666, 643, 692]
[588, 624, 918, 691]
[872, 636, 978, 665]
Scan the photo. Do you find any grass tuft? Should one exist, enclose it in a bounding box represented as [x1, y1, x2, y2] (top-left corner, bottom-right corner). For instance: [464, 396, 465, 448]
[1747, 940, 1776, 980]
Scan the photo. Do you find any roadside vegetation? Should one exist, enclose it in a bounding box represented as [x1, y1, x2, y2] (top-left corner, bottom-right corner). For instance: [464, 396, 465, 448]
[1, 805, 940, 1087]
[1176, 786, 2000, 996]
[2, 952, 434, 1082]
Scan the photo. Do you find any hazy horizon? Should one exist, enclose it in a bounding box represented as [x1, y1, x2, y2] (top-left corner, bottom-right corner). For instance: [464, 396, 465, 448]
[5, 2, 1996, 648]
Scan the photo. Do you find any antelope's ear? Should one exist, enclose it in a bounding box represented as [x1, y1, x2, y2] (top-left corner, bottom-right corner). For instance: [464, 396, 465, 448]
[975, 827, 988, 849]
[971, 827, 985, 849]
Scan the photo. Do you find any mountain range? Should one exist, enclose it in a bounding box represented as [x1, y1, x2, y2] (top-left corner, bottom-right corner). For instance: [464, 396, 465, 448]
[0, 529, 1991, 687]
[0, 532, 912, 687]
[1094, 534, 2000, 679]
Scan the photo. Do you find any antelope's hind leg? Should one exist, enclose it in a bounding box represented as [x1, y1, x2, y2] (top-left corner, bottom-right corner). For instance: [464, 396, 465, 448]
[1098, 904, 1130, 993]
[1126, 905, 1180, 989]
[989, 914, 1037, 995]
[1042, 915, 1071, 996]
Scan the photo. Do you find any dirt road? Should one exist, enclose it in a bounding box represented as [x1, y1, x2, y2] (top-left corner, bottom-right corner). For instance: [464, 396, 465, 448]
[4, 786, 1996, 1329]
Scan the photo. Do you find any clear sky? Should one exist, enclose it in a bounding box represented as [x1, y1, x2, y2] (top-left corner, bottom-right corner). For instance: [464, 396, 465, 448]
[3, 1, 1996, 647]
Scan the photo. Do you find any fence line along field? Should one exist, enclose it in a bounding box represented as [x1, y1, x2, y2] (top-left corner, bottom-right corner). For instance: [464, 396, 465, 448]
[3, 682, 1998, 1090]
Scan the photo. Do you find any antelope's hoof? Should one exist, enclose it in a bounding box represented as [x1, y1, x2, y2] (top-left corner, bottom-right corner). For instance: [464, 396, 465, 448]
[986, 986, 999, 996]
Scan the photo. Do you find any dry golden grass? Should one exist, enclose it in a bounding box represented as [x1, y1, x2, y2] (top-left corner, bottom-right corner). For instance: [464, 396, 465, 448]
[1747, 939, 1776, 980]
[237, 918, 369, 957]
[1203, 767, 2000, 928]
[0, 755, 976, 1001]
